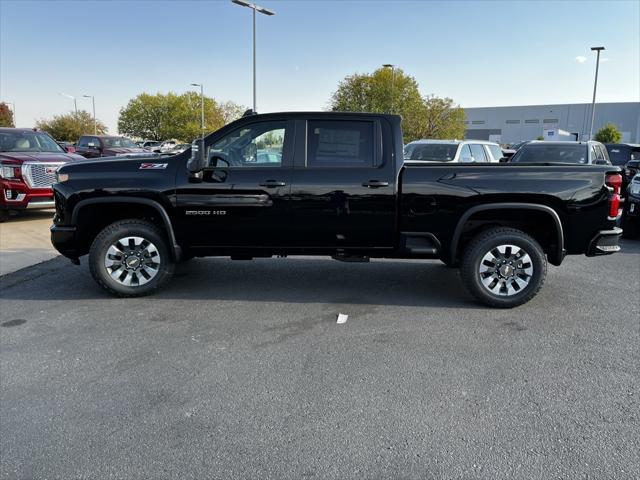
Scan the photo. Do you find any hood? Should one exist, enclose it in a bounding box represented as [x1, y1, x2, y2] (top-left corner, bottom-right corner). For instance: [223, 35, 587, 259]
[105, 147, 147, 154]
[0, 151, 85, 163]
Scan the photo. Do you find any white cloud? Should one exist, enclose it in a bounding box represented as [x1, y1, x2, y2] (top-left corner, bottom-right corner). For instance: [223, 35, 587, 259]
[575, 56, 587, 64]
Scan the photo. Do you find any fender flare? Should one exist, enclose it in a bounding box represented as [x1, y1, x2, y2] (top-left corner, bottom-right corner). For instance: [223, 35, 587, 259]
[449, 202, 564, 266]
[71, 197, 182, 261]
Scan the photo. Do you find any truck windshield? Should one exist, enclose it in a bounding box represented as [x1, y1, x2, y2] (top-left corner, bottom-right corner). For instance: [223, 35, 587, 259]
[0, 131, 64, 153]
[103, 137, 138, 148]
[510, 144, 588, 164]
[405, 143, 458, 161]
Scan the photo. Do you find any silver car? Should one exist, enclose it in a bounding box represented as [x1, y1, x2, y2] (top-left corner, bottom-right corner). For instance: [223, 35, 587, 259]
[404, 139, 506, 163]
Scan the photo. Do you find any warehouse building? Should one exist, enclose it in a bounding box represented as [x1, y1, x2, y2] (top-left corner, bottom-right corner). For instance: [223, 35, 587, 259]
[464, 102, 640, 144]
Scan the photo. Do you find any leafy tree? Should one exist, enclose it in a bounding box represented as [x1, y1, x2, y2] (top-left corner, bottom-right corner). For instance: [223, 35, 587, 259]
[220, 100, 247, 124]
[0, 103, 15, 127]
[594, 122, 622, 144]
[416, 95, 466, 140]
[118, 92, 245, 142]
[36, 110, 108, 142]
[329, 67, 465, 143]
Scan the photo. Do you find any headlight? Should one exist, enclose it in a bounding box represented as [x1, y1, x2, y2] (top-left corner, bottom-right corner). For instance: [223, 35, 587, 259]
[0, 164, 20, 179]
[630, 182, 640, 195]
[56, 171, 69, 183]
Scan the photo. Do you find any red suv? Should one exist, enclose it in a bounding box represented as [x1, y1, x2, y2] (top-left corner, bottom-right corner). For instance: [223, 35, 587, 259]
[0, 128, 84, 221]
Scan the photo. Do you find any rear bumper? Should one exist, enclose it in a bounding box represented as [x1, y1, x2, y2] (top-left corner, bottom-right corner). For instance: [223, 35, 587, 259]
[50, 224, 80, 259]
[586, 227, 622, 256]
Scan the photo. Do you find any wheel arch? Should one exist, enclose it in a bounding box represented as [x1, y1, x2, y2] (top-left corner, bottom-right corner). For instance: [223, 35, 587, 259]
[449, 203, 564, 266]
[71, 197, 182, 261]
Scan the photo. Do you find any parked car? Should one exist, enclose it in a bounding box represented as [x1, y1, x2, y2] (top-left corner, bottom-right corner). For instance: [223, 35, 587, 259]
[509, 141, 611, 165]
[404, 140, 506, 163]
[0, 128, 83, 221]
[140, 140, 161, 151]
[52, 112, 622, 308]
[75, 135, 148, 158]
[622, 175, 640, 238]
[57, 141, 76, 153]
[162, 143, 191, 156]
[605, 143, 640, 192]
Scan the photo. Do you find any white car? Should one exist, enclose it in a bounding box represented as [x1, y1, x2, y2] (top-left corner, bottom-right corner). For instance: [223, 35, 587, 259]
[404, 139, 506, 163]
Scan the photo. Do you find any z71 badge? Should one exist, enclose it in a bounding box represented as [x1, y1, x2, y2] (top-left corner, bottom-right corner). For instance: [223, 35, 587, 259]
[139, 163, 168, 170]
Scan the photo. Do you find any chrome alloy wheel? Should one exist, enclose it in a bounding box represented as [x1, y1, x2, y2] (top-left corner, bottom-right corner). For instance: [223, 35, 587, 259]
[478, 244, 533, 296]
[104, 236, 161, 287]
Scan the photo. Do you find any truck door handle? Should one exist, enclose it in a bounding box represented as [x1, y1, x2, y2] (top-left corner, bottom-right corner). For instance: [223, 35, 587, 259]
[259, 180, 286, 188]
[362, 180, 389, 188]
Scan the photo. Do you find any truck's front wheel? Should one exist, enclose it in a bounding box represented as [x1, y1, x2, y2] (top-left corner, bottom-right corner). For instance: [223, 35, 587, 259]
[89, 219, 175, 297]
[460, 227, 547, 308]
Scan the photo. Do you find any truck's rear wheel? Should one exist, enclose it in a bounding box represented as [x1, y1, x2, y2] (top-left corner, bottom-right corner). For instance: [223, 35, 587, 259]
[89, 219, 174, 297]
[460, 227, 547, 308]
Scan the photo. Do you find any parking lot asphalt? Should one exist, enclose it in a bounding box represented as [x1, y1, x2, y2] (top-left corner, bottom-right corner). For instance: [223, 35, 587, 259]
[1, 242, 639, 479]
[0, 211, 57, 276]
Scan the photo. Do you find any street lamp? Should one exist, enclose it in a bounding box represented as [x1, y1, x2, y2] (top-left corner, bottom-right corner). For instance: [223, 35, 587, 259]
[60, 93, 77, 115]
[190, 83, 205, 140]
[383, 64, 396, 114]
[83, 95, 96, 134]
[231, 0, 275, 112]
[589, 46, 605, 140]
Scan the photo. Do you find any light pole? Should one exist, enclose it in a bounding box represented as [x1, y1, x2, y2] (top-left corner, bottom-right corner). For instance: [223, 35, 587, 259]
[589, 46, 605, 140]
[83, 95, 96, 134]
[60, 93, 77, 115]
[231, 0, 275, 112]
[383, 64, 396, 113]
[190, 83, 205, 140]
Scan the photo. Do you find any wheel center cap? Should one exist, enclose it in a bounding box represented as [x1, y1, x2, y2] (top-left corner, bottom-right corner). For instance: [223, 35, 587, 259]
[499, 264, 514, 278]
[126, 257, 141, 269]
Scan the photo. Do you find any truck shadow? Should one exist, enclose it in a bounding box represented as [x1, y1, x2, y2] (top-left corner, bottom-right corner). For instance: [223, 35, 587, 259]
[0, 256, 477, 309]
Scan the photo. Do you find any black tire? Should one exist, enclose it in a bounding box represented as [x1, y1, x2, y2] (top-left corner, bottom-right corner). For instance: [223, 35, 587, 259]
[89, 219, 175, 297]
[460, 227, 547, 308]
[0, 209, 9, 223]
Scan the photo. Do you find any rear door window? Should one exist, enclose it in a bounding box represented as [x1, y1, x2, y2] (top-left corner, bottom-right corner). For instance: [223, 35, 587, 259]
[486, 144, 504, 162]
[469, 144, 488, 162]
[307, 120, 374, 167]
[459, 145, 473, 162]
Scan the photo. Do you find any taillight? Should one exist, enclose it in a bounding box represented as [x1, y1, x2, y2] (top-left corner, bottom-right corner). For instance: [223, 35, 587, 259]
[606, 173, 622, 194]
[606, 173, 622, 219]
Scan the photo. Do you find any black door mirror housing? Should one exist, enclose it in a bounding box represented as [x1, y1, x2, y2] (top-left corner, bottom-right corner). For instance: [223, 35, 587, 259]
[187, 138, 206, 172]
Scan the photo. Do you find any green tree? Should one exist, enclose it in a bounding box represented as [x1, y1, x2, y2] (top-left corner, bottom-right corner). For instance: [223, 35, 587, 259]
[118, 92, 244, 142]
[36, 110, 108, 142]
[220, 100, 247, 124]
[329, 67, 466, 143]
[0, 103, 15, 127]
[594, 122, 622, 143]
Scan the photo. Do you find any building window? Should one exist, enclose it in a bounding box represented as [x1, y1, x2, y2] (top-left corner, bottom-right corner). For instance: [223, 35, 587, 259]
[524, 119, 540, 124]
[505, 120, 520, 124]
[471, 120, 485, 125]
[543, 118, 559, 124]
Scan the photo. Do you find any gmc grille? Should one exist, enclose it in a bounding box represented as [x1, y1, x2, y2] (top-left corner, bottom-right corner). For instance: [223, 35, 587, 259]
[21, 163, 64, 189]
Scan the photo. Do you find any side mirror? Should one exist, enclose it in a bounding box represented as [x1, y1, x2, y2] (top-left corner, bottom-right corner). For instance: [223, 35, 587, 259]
[187, 138, 206, 181]
[499, 157, 510, 163]
[595, 159, 608, 165]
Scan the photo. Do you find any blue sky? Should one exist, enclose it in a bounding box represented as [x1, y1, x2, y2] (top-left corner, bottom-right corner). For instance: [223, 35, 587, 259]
[1, 0, 638, 133]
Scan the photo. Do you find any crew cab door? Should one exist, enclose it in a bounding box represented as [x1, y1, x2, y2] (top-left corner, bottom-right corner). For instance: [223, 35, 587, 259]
[175, 119, 294, 248]
[288, 117, 397, 249]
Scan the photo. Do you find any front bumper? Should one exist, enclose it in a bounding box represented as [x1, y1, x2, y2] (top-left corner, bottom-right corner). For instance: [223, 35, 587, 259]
[50, 224, 80, 259]
[1, 181, 55, 211]
[586, 227, 622, 256]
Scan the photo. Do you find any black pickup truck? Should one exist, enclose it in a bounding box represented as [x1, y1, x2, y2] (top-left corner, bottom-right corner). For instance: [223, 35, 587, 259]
[51, 112, 622, 307]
